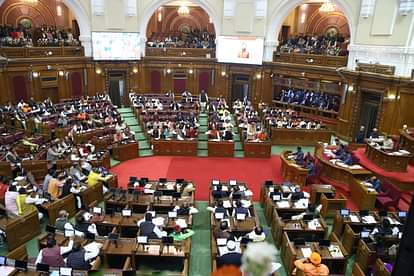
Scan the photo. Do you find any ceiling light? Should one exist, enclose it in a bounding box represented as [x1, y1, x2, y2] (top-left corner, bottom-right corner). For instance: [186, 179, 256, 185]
[177, 5, 190, 16]
[319, 0, 336, 13]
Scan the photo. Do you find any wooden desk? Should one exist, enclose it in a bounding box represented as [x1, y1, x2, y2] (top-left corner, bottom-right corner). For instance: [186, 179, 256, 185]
[0, 210, 40, 251]
[310, 184, 335, 205]
[243, 141, 271, 158]
[280, 151, 309, 186]
[153, 139, 197, 156]
[271, 128, 333, 146]
[399, 129, 414, 165]
[79, 182, 104, 207]
[0, 161, 13, 178]
[315, 143, 372, 189]
[211, 209, 260, 235]
[373, 258, 391, 276]
[208, 141, 234, 157]
[280, 232, 348, 275]
[21, 160, 48, 180]
[350, 179, 377, 210]
[41, 194, 77, 223]
[102, 238, 137, 269]
[320, 193, 347, 218]
[112, 141, 139, 161]
[271, 210, 327, 247]
[365, 143, 412, 172]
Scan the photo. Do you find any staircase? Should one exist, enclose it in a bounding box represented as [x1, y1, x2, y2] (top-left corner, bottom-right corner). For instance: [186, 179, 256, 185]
[118, 108, 154, 157]
[197, 112, 209, 157]
[231, 114, 244, 158]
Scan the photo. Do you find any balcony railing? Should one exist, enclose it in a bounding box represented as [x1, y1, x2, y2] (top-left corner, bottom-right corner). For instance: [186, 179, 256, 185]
[273, 52, 348, 68]
[145, 47, 215, 58]
[0, 46, 84, 58]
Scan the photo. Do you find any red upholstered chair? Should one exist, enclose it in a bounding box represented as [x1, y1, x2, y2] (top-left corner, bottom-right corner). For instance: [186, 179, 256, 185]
[376, 180, 401, 210]
[351, 152, 360, 164]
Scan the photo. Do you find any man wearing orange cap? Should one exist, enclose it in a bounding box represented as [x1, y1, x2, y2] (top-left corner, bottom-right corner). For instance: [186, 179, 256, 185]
[294, 252, 329, 276]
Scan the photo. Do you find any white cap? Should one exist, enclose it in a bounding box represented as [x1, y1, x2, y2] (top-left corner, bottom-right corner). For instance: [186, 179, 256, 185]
[227, 240, 236, 250]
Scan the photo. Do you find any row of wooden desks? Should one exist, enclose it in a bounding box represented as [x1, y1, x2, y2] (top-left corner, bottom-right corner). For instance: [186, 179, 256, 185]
[365, 142, 412, 172]
[152, 139, 197, 156]
[315, 143, 372, 189]
[242, 141, 272, 158]
[271, 128, 333, 146]
[208, 141, 234, 157]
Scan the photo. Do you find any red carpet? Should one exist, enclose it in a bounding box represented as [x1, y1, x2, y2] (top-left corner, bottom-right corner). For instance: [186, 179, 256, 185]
[110, 156, 284, 201]
[354, 148, 414, 183]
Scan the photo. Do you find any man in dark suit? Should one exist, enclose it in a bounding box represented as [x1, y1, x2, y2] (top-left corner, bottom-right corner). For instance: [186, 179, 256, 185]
[212, 185, 228, 199]
[356, 126, 366, 143]
[294, 146, 305, 165]
[217, 240, 242, 268]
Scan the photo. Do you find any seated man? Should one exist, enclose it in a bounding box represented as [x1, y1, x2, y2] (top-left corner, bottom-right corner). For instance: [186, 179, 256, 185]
[369, 128, 380, 139]
[36, 236, 74, 267]
[207, 200, 229, 218]
[212, 184, 228, 199]
[72, 212, 98, 236]
[233, 200, 251, 217]
[16, 188, 46, 220]
[246, 226, 266, 242]
[55, 210, 70, 231]
[168, 225, 195, 241]
[216, 240, 242, 268]
[214, 220, 233, 239]
[382, 135, 394, 150]
[293, 146, 305, 165]
[87, 168, 110, 193]
[356, 126, 366, 143]
[66, 241, 100, 270]
[294, 252, 329, 276]
[137, 212, 167, 239]
[366, 176, 382, 192]
[341, 152, 354, 166]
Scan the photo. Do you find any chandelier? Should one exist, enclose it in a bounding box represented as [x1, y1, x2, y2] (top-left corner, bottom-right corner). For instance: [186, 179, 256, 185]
[319, 0, 336, 13]
[177, 5, 190, 16]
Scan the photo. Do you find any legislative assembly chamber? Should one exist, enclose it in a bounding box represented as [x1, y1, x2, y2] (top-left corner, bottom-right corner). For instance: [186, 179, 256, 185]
[0, 0, 414, 275]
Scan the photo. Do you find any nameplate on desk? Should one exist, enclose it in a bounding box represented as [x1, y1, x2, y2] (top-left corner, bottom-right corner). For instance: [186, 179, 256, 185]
[137, 236, 148, 244]
[148, 211, 156, 217]
[215, 212, 224, 219]
[272, 194, 281, 201]
[122, 209, 132, 217]
[168, 211, 177, 218]
[236, 213, 246, 220]
[93, 207, 102, 215]
[217, 238, 227, 246]
[60, 267, 73, 276]
[212, 180, 220, 185]
[268, 187, 274, 193]
[229, 180, 237, 185]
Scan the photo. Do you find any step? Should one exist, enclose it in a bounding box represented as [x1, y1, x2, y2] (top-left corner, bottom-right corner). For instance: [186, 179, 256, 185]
[199, 127, 208, 132]
[131, 126, 143, 132]
[139, 150, 154, 157]
[234, 151, 245, 158]
[234, 142, 243, 151]
[121, 114, 136, 119]
[234, 135, 241, 142]
[135, 133, 147, 141]
[198, 134, 208, 141]
[198, 141, 208, 150]
[197, 150, 208, 157]
[139, 140, 151, 149]
[118, 108, 132, 113]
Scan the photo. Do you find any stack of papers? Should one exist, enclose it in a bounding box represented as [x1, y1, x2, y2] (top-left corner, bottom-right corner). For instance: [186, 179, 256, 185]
[362, 215, 377, 224]
[276, 201, 290, 208]
[152, 217, 165, 226]
[349, 215, 360, 223]
[301, 247, 312, 258]
[84, 242, 103, 252]
[175, 219, 187, 229]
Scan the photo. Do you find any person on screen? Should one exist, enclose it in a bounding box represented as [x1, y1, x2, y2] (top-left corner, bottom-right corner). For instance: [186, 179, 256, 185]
[237, 43, 250, 59]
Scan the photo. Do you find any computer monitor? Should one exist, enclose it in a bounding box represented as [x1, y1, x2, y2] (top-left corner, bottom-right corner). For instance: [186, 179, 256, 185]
[46, 225, 56, 234]
[173, 192, 181, 199]
[399, 211, 407, 218]
[303, 214, 314, 221]
[340, 209, 350, 216]
[14, 260, 27, 271]
[319, 239, 331, 247]
[293, 238, 305, 246]
[0, 256, 6, 266]
[122, 270, 137, 276]
[265, 180, 273, 186]
[129, 176, 137, 183]
[359, 210, 369, 217]
[291, 192, 303, 201]
[36, 263, 50, 273]
[162, 236, 174, 245]
[108, 233, 119, 241]
[176, 178, 184, 184]
[379, 210, 388, 217]
[60, 267, 73, 276]
[122, 209, 132, 217]
[85, 232, 95, 240]
[159, 178, 167, 183]
[232, 193, 241, 200]
[360, 231, 370, 239]
[93, 207, 102, 215]
[140, 177, 149, 183]
[106, 208, 114, 215]
[154, 191, 162, 198]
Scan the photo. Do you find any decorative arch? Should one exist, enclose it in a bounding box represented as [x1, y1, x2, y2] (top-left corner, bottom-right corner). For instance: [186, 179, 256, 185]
[139, 0, 221, 42]
[266, 0, 356, 45]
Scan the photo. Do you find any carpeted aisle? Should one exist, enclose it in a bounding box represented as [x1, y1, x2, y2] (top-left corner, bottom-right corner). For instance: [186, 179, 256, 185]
[110, 156, 284, 201]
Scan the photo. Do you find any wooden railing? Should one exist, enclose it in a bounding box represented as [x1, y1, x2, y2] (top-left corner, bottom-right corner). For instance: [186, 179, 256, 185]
[273, 52, 348, 67]
[145, 47, 215, 58]
[0, 46, 84, 58]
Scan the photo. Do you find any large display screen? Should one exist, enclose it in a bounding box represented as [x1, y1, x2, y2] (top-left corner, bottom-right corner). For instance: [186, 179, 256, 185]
[217, 36, 264, 65]
[92, 32, 141, 60]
